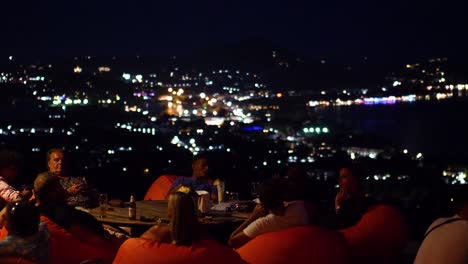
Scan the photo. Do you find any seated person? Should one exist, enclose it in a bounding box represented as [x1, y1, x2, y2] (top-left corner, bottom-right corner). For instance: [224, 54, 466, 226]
[168, 154, 216, 196]
[0, 150, 31, 205]
[0, 201, 50, 263]
[228, 179, 309, 249]
[33, 172, 120, 249]
[414, 185, 468, 264]
[115, 191, 244, 264]
[332, 165, 373, 229]
[282, 166, 320, 223]
[141, 190, 208, 243]
[45, 148, 97, 208]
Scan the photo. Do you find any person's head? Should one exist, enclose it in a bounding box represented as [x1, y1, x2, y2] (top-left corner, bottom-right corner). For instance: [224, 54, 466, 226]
[3, 201, 39, 237]
[191, 154, 209, 179]
[0, 150, 22, 183]
[167, 192, 199, 245]
[338, 165, 364, 195]
[47, 148, 65, 176]
[258, 178, 285, 212]
[34, 172, 67, 204]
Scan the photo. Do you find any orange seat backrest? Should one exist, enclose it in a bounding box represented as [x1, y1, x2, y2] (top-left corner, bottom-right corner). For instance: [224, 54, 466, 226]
[40, 215, 116, 264]
[339, 204, 408, 264]
[144, 175, 182, 200]
[113, 238, 245, 264]
[236, 225, 349, 264]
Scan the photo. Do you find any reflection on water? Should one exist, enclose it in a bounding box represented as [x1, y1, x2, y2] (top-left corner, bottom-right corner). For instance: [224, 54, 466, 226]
[317, 97, 468, 161]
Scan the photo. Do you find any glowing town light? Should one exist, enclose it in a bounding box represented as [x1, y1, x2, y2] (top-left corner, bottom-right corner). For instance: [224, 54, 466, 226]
[403, 149, 408, 154]
[171, 136, 180, 145]
[83, 99, 88, 104]
[213, 111, 218, 116]
[323, 127, 329, 133]
[200, 92, 206, 99]
[350, 153, 356, 160]
[122, 73, 131, 80]
[192, 110, 198, 115]
[73, 66, 82, 73]
[315, 127, 321, 133]
[65, 98, 72, 105]
[303, 128, 309, 133]
[135, 75, 143, 81]
[416, 153, 423, 159]
[393, 81, 401, 87]
[106, 99, 112, 104]
[177, 88, 184, 96]
[276, 93, 283, 98]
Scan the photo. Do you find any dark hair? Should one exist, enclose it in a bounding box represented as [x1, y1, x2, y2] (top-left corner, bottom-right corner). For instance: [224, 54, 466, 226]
[340, 164, 366, 183]
[34, 172, 61, 202]
[192, 153, 209, 164]
[258, 179, 285, 211]
[0, 149, 22, 170]
[5, 201, 40, 237]
[46, 148, 64, 163]
[168, 192, 199, 245]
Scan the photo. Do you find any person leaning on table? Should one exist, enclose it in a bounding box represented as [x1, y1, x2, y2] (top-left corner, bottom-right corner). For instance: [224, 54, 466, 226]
[229, 178, 309, 249]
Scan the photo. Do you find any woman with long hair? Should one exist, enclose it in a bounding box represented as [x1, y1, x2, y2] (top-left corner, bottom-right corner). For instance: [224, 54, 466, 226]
[141, 191, 201, 245]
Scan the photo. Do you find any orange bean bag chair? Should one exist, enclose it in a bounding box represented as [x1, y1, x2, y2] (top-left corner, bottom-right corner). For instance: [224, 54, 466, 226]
[339, 204, 408, 264]
[0, 257, 38, 264]
[40, 216, 117, 264]
[0, 225, 8, 240]
[236, 225, 349, 264]
[144, 174, 180, 200]
[113, 238, 245, 264]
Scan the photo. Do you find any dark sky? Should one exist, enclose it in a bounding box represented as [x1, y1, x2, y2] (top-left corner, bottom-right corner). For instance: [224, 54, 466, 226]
[1, 0, 467, 63]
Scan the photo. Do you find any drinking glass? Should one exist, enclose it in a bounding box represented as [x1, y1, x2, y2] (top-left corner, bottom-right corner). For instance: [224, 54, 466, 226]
[229, 192, 239, 201]
[99, 193, 108, 218]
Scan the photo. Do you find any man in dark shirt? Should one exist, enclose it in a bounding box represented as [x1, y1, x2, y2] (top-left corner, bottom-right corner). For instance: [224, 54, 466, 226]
[168, 154, 215, 195]
[33, 172, 107, 244]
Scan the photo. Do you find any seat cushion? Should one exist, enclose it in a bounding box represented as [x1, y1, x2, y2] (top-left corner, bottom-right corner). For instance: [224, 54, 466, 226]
[144, 175, 180, 201]
[41, 216, 116, 264]
[113, 238, 245, 264]
[237, 225, 348, 264]
[339, 204, 408, 264]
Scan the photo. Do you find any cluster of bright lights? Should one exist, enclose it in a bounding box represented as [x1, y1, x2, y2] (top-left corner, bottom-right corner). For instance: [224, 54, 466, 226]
[444, 84, 468, 90]
[28, 76, 45, 81]
[51, 96, 89, 106]
[115, 123, 156, 135]
[442, 170, 467, 185]
[303, 127, 329, 134]
[0, 126, 72, 136]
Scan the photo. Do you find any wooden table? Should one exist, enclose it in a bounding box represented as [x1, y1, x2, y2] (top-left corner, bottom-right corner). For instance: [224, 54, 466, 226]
[85, 200, 249, 228]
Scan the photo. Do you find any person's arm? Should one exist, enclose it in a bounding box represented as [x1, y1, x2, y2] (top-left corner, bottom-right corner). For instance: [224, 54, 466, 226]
[0, 179, 21, 203]
[229, 203, 268, 248]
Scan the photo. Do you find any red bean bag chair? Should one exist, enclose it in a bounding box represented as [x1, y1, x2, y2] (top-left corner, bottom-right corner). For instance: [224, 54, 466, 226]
[339, 204, 408, 264]
[144, 174, 180, 200]
[113, 238, 245, 264]
[236, 225, 349, 264]
[0, 257, 38, 264]
[0, 225, 8, 240]
[40, 216, 117, 264]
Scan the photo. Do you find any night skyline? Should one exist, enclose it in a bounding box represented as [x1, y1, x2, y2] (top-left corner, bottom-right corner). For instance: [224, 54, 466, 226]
[1, 0, 467, 63]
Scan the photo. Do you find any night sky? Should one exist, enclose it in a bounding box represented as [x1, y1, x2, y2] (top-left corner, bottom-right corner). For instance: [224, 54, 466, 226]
[1, 0, 467, 63]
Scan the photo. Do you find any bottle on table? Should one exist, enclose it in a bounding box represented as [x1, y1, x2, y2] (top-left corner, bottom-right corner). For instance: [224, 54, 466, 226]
[128, 195, 136, 220]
